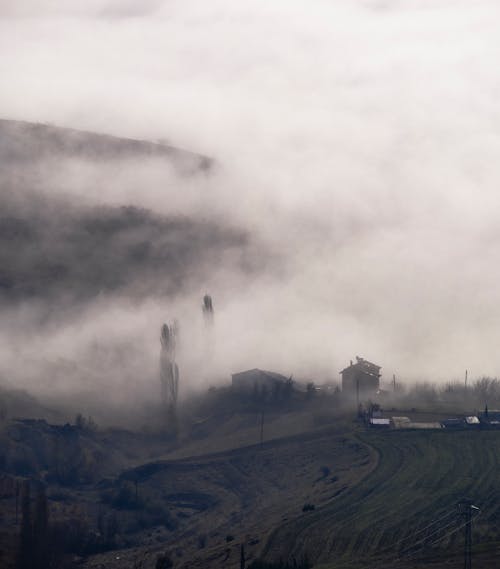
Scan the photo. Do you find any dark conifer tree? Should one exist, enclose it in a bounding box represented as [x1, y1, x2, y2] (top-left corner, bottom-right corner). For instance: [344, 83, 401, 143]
[33, 486, 49, 569]
[17, 480, 32, 569]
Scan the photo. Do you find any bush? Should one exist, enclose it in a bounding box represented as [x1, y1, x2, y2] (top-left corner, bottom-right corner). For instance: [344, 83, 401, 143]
[134, 501, 177, 531]
[101, 482, 142, 510]
[155, 553, 173, 569]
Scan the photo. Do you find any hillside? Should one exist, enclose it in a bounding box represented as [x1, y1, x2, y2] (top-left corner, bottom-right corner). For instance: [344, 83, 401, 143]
[0, 119, 212, 173]
[0, 414, 374, 569]
[263, 429, 500, 568]
[3, 410, 500, 568]
[0, 120, 261, 305]
[0, 200, 250, 303]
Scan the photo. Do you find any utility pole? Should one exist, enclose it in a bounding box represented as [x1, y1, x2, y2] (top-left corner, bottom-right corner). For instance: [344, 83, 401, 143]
[465, 369, 468, 390]
[259, 408, 265, 448]
[15, 480, 19, 524]
[459, 500, 479, 569]
[240, 544, 245, 569]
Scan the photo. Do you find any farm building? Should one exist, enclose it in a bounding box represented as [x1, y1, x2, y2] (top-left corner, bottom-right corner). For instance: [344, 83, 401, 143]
[341, 356, 381, 397]
[442, 418, 465, 429]
[406, 422, 442, 430]
[369, 418, 390, 428]
[231, 368, 289, 393]
[465, 416, 480, 426]
[479, 410, 500, 427]
[390, 417, 442, 430]
[391, 416, 411, 429]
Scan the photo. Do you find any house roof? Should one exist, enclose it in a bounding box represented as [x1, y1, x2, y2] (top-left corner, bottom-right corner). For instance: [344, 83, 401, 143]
[231, 368, 289, 382]
[407, 422, 443, 429]
[340, 356, 381, 376]
[442, 418, 464, 428]
[370, 418, 390, 426]
[465, 416, 480, 425]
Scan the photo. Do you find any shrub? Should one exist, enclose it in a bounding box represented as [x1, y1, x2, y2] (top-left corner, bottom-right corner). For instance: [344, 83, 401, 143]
[155, 553, 173, 569]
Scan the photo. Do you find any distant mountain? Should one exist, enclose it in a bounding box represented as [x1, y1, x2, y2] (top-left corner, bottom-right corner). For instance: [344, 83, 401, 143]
[0, 119, 213, 174]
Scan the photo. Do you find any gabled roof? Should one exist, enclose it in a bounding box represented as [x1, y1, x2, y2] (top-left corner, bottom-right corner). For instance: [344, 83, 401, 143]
[340, 356, 381, 377]
[231, 368, 289, 382]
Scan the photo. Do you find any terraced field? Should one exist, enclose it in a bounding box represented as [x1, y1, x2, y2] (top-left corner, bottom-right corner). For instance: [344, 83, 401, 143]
[262, 429, 500, 568]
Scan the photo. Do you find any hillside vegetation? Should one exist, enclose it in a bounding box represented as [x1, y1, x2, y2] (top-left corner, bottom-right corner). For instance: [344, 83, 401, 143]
[4, 407, 500, 568]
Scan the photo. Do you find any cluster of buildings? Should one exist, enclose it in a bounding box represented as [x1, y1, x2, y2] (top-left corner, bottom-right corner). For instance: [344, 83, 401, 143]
[369, 412, 500, 430]
[231, 356, 383, 397]
[230, 358, 500, 432]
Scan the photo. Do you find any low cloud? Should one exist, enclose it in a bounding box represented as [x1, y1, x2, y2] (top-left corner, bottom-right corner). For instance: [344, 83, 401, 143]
[1, 1, 500, 418]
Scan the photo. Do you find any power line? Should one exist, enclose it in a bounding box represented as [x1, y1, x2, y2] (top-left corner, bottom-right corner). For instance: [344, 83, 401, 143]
[401, 509, 481, 564]
[404, 510, 482, 562]
[375, 509, 457, 556]
[368, 505, 481, 569]
[396, 515, 460, 558]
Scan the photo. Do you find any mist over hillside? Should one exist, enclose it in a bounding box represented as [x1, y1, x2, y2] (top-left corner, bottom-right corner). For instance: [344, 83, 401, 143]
[0, 119, 212, 172]
[2, 0, 500, 412]
[0, 194, 250, 304]
[0, 120, 275, 416]
[3, 3, 500, 568]
[0, 119, 267, 309]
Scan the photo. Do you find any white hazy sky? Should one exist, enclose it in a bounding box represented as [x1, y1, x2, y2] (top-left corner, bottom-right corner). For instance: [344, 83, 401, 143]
[2, 0, 500, 394]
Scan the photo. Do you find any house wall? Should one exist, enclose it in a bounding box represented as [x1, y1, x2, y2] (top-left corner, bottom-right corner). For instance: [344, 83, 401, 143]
[341, 368, 379, 394]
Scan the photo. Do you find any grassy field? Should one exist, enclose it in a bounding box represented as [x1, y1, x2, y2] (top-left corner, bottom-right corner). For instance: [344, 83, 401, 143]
[5, 412, 500, 569]
[78, 426, 375, 569]
[262, 429, 500, 568]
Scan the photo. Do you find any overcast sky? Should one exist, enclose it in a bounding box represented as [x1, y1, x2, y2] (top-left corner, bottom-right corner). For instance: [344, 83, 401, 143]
[2, 0, 500, 401]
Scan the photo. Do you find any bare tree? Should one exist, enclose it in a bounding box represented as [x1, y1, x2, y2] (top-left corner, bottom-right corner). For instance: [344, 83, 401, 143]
[160, 322, 179, 434]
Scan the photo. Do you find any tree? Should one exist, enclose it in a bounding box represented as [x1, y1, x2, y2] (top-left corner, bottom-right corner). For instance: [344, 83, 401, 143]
[155, 553, 173, 569]
[17, 480, 32, 569]
[306, 382, 315, 400]
[33, 486, 49, 569]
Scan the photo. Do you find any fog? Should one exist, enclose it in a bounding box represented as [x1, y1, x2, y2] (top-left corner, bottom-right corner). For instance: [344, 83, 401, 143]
[1, 1, 500, 418]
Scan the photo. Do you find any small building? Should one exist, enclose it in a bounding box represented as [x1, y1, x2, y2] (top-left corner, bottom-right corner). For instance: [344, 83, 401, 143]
[389, 417, 441, 430]
[406, 422, 442, 430]
[465, 416, 480, 426]
[391, 416, 411, 429]
[369, 418, 390, 428]
[441, 418, 465, 429]
[341, 356, 381, 397]
[231, 368, 289, 393]
[479, 410, 500, 427]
